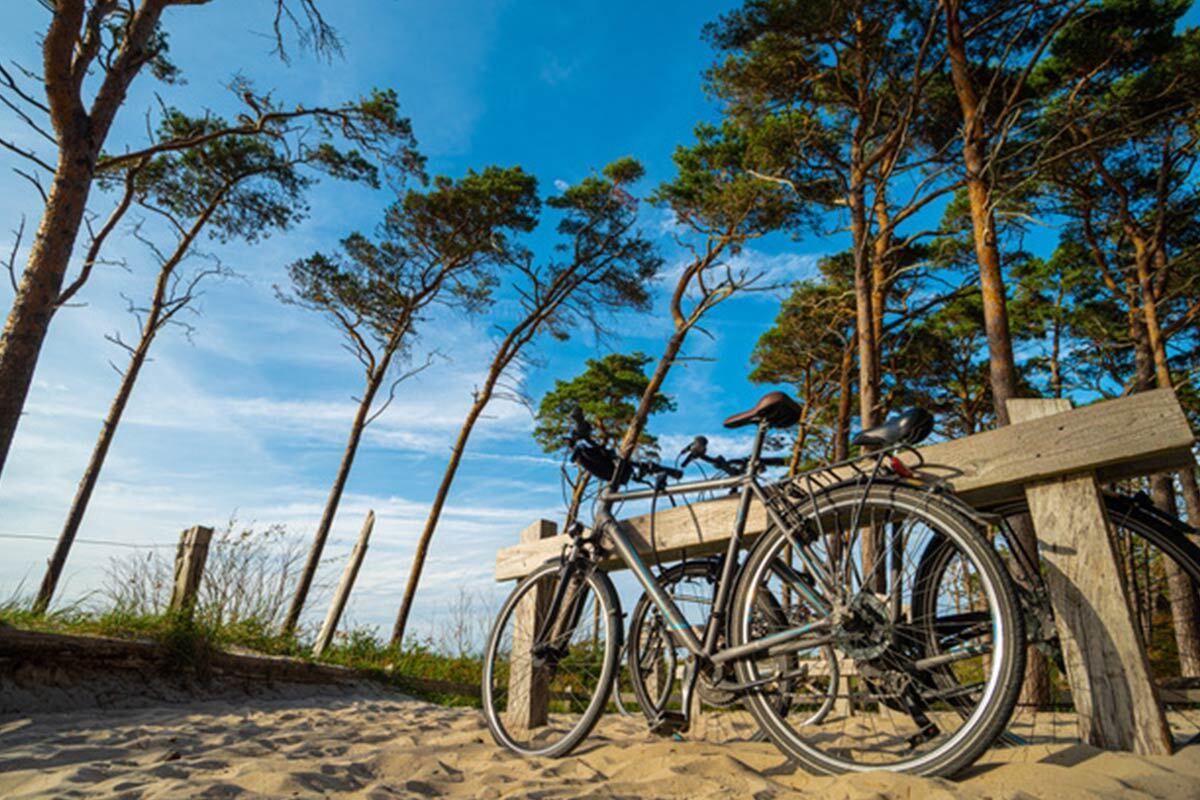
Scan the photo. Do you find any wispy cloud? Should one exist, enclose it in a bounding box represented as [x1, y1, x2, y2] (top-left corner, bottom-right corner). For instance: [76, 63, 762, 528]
[539, 54, 579, 87]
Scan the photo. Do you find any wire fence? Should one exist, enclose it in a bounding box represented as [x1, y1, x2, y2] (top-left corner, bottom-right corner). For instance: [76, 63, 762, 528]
[0, 532, 177, 549]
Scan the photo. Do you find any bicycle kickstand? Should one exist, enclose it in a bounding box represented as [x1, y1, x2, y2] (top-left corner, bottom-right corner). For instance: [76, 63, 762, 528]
[648, 656, 699, 738]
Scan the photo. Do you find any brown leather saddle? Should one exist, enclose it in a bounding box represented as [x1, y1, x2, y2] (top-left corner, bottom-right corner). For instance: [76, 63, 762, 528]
[722, 391, 802, 430]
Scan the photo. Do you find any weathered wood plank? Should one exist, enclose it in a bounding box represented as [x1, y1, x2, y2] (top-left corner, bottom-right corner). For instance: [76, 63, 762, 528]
[917, 389, 1193, 505]
[506, 519, 556, 730]
[496, 389, 1194, 581]
[313, 510, 374, 658]
[169, 526, 213, 614]
[1011, 398, 1172, 755]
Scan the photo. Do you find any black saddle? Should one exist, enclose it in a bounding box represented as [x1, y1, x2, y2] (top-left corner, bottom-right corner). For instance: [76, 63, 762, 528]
[851, 408, 934, 448]
[723, 391, 802, 430]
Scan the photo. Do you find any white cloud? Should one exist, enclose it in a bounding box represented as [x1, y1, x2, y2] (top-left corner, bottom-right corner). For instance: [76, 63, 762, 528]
[539, 54, 579, 87]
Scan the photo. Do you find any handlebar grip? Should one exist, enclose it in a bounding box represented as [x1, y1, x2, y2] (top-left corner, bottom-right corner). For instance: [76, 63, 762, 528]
[634, 460, 683, 481]
[760, 457, 789, 467]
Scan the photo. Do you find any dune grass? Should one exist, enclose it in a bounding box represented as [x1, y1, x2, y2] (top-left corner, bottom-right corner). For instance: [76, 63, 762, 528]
[0, 599, 483, 706]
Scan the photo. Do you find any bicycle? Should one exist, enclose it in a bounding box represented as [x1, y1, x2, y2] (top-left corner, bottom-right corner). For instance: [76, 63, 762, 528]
[481, 391, 1026, 776]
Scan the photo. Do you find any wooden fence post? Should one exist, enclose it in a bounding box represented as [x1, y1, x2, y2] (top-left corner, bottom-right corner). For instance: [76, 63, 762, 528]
[169, 525, 213, 616]
[1009, 398, 1172, 755]
[506, 519, 556, 731]
[313, 510, 374, 657]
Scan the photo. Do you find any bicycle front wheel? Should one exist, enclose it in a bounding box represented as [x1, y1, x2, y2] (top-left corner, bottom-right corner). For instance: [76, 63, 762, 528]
[481, 561, 621, 758]
[730, 482, 1024, 777]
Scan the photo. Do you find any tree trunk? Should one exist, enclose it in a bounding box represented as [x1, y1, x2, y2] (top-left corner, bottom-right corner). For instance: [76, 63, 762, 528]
[849, 170, 885, 591]
[283, 366, 386, 634]
[944, 4, 1019, 427]
[787, 419, 809, 476]
[391, 392, 491, 646]
[619, 329, 688, 461]
[0, 155, 94, 481]
[944, 0, 1045, 705]
[0, 1, 168, 483]
[1134, 247, 1200, 676]
[849, 174, 879, 432]
[871, 194, 891, 395]
[564, 469, 591, 530]
[32, 332, 153, 613]
[834, 335, 855, 461]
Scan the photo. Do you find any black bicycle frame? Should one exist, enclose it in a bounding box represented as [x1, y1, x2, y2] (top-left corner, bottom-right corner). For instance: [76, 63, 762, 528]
[592, 420, 834, 669]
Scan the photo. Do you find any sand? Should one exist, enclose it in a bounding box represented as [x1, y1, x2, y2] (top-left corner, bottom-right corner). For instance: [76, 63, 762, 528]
[2, 691, 1200, 799]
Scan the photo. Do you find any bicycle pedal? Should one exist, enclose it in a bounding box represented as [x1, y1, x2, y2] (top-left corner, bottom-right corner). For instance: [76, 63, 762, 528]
[649, 711, 688, 737]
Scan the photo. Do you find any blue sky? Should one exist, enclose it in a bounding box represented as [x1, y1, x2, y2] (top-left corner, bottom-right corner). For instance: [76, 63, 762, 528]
[0, 1, 823, 639]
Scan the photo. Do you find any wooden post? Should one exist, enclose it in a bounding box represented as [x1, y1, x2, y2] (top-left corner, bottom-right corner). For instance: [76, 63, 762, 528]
[832, 657, 857, 718]
[1009, 398, 1172, 755]
[506, 519, 556, 731]
[168, 525, 213, 616]
[312, 510, 374, 658]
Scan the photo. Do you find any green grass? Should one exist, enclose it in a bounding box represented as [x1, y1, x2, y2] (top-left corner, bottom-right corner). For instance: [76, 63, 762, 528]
[0, 600, 482, 706]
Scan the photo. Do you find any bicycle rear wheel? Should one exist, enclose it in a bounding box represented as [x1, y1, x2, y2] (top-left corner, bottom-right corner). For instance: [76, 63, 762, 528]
[973, 493, 1200, 746]
[481, 561, 621, 757]
[730, 482, 1024, 776]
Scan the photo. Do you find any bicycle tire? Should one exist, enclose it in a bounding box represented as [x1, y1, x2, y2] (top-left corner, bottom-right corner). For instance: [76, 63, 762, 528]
[970, 492, 1200, 746]
[481, 561, 621, 758]
[729, 482, 1025, 776]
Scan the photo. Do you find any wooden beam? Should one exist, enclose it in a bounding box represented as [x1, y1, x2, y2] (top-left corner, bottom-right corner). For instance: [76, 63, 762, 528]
[1011, 398, 1171, 755]
[496, 389, 1195, 581]
[913, 388, 1194, 505]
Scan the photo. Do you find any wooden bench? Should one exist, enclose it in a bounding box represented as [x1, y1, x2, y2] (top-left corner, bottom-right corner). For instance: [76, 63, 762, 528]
[494, 389, 1196, 755]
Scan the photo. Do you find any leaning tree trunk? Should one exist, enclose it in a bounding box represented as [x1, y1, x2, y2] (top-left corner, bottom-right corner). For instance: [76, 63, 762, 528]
[618, 328, 688, 461]
[30, 176, 228, 615]
[564, 469, 591, 531]
[0, 155, 94, 481]
[283, 366, 386, 634]
[391, 387, 493, 645]
[0, 2, 167, 483]
[32, 332, 153, 613]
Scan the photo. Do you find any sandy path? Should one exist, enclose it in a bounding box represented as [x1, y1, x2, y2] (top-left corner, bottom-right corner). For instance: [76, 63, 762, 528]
[2, 691, 1199, 799]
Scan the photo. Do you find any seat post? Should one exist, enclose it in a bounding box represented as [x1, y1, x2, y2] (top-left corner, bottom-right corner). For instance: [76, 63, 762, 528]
[745, 420, 769, 474]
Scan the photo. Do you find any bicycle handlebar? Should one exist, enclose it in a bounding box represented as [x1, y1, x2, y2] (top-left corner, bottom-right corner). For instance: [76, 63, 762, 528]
[567, 409, 682, 486]
[567, 408, 777, 486]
